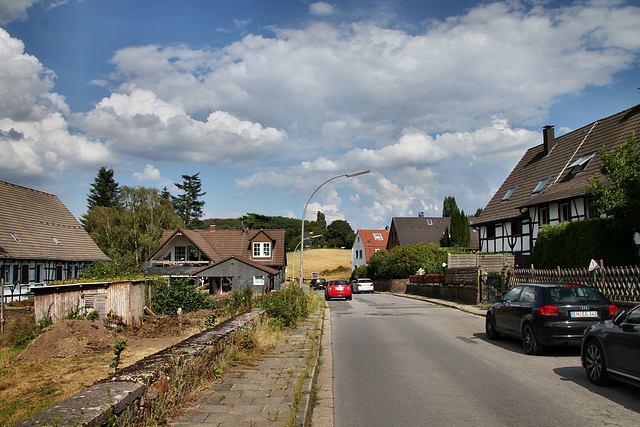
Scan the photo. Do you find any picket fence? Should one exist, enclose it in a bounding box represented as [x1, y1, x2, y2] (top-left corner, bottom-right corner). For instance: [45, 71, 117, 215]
[507, 265, 640, 303]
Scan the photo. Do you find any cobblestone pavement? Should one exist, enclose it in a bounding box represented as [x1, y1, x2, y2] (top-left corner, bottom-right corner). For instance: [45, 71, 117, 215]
[170, 305, 325, 427]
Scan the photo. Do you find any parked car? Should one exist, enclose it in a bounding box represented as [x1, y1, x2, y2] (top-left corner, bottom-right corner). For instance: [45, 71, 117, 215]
[325, 279, 352, 301]
[485, 283, 617, 355]
[352, 278, 374, 294]
[310, 278, 327, 290]
[581, 304, 640, 387]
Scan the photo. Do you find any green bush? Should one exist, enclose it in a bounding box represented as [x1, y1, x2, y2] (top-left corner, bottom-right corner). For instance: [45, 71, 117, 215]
[151, 277, 215, 316]
[367, 243, 449, 279]
[2, 308, 53, 349]
[533, 218, 638, 268]
[259, 286, 312, 328]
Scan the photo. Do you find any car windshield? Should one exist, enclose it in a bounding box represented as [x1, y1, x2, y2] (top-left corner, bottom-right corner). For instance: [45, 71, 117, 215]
[545, 286, 608, 303]
[330, 280, 347, 286]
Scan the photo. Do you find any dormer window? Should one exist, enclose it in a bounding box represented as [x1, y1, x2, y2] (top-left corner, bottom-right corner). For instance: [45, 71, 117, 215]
[253, 242, 271, 258]
[532, 178, 549, 194]
[10, 233, 20, 242]
[569, 152, 595, 174]
[502, 186, 517, 201]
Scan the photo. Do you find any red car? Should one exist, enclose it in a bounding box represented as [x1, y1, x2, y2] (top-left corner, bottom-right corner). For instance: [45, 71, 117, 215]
[325, 279, 352, 301]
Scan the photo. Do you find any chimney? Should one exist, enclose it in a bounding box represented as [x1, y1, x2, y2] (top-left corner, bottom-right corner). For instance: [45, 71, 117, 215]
[418, 212, 424, 218]
[543, 125, 555, 155]
[209, 223, 216, 231]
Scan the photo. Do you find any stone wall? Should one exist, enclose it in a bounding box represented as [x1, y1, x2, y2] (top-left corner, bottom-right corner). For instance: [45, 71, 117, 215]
[373, 278, 409, 293]
[15, 310, 265, 427]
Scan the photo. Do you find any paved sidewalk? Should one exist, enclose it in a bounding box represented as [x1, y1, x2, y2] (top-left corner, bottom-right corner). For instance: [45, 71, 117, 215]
[170, 306, 324, 427]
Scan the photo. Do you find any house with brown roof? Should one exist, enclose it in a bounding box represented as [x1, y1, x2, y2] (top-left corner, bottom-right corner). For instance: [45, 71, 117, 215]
[474, 104, 640, 267]
[386, 215, 451, 250]
[351, 229, 389, 271]
[142, 226, 286, 293]
[0, 180, 109, 298]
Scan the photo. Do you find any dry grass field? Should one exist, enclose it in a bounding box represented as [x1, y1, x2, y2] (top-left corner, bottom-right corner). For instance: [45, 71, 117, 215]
[286, 248, 352, 282]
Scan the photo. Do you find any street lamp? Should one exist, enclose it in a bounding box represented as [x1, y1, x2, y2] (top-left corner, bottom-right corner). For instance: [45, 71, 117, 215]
[299, 170, 370, 286]
[291, 234, 322, 285]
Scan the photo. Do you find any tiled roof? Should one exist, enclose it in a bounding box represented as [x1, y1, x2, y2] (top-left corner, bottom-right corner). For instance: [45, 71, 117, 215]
[357, 229, 389, 261]
[476, 105, 640, 225]
[0, 181, 109, 261]
[389, 217, 450, 247]
[149, 227, 286, 267]
[194, 256, 280, 276]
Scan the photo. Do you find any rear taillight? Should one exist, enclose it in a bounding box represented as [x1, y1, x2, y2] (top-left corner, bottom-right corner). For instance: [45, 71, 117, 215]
[538, 305, 559, 316]
[609, 305, 617, 316]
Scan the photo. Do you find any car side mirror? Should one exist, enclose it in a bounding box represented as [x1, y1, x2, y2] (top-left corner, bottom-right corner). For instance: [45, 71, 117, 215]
[613, 309, 627, 326]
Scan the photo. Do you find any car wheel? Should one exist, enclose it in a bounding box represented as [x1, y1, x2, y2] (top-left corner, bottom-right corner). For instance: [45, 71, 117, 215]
[522, 323, 543, 355]
[584, 339, 610, 385]
[347, 294, 352, 300]
[485, 314, 501, 340]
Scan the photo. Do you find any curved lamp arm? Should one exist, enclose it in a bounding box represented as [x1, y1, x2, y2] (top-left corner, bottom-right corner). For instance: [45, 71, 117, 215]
[299, 170, 370, 286]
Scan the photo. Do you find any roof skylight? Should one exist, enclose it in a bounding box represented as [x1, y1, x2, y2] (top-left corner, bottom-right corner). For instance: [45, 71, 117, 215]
[532, 178, 549, 194]
[10, 233, 20, 242]
[373, 233, 383, 240]
[569, 152, 595, 173]
[502, 186, 517, 201]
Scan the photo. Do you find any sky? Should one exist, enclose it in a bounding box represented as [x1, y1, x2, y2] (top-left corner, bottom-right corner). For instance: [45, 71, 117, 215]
[1, 0, 639, 231]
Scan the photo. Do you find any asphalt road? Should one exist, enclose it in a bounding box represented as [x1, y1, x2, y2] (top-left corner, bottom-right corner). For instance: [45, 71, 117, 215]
[329, 292, 640, 427]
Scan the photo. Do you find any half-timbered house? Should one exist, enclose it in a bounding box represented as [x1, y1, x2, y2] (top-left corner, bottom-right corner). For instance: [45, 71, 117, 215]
[474, 104, 640, 266]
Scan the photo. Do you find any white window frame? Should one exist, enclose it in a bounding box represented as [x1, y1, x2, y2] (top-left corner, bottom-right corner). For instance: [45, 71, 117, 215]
[253, 276, 265, 287]
[253, 242, 271, 258]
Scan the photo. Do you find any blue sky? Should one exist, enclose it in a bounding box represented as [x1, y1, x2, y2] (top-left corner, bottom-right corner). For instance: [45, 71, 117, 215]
[1, 0, 639, 231]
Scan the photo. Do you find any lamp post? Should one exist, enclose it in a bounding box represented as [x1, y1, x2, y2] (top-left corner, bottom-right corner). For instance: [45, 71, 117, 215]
[291, 234, 322, 285]
[300, 170, 370, 286]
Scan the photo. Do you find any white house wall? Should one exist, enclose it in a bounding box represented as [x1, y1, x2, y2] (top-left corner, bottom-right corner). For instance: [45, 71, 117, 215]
[481, 196, 592, 258]
[351, 234, 367, 271]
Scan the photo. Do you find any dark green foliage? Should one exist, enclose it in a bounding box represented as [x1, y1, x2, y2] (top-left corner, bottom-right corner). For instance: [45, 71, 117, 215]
[151, 277, 215, 316]
[366, 243, 449, 279]
[325, 219, 355, 248]
[259, 286, 312, 328]
[2, 308, 53, 349]
[351, 265, 369, 280]
[86, 166, 120, 210]
[442, 196, 459, 218]
[110, 338, 128, 374]
[586, 135, 640, 233]
[532, 218, 638, 268]
[442, 196, 471, 247]
[172, 173, 206, 228]
[474, 207, 484, 217]
[79, 260, 144, 280]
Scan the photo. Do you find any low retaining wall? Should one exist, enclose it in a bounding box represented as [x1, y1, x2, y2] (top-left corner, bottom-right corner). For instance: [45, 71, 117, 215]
[405, 284, 478, 305]
[14, 309, 265, 427]
[374, 278, 409, 293]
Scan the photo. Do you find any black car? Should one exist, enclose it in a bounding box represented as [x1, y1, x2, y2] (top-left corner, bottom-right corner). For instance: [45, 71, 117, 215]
[485, 283, 617, 355]
[581, 304, 640, 387]
[310, 278, 326, 290]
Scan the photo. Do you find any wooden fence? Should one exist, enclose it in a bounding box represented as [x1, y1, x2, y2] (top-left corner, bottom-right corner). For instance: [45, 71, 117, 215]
[507, 265, 640, 303]
[447, 253, 514, 271]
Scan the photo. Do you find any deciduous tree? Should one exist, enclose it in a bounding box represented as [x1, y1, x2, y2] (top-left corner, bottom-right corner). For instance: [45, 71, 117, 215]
[586, 135, 640, 233]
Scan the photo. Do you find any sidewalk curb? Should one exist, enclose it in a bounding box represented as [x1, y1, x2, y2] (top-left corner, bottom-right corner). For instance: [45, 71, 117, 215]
[390, 292, 488, 317]
[297, 303, 325, 426]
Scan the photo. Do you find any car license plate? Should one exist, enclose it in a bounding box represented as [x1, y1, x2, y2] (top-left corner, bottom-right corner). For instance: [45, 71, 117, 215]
[570, 311, 598, 318]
